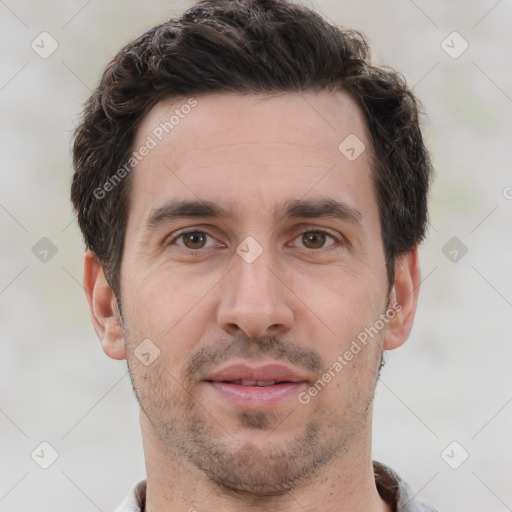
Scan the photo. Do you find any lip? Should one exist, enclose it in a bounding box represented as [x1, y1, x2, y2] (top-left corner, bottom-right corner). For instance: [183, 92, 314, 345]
[206, 381, 307, 409]
[203, 362, 310, 409]
[204, 362, 310, 383]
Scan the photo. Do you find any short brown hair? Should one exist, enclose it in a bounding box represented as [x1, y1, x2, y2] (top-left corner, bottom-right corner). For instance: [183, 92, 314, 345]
[71, 0, 433, 299]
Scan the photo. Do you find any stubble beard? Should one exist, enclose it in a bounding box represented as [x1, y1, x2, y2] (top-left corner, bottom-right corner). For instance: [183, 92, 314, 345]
[124, 336, 383, 497]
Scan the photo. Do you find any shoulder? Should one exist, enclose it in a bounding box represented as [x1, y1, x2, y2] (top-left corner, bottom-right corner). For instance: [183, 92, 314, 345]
[113, 479, 147, 512]
[373, 461, 439, 512]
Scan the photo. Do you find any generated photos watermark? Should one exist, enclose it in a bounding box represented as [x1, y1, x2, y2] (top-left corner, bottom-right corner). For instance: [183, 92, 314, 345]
[93, 97, 198, 200]
[298, 301, 402, 404]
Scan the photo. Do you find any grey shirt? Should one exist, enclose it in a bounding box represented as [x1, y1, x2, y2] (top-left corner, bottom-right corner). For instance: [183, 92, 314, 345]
[114, 461, 439, 511]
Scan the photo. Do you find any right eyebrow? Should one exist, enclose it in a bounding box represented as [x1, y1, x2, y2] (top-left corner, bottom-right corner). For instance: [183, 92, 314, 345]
[143, 199, 236, 235]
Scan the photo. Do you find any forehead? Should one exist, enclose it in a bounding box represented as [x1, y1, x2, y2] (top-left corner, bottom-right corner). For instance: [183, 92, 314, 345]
[136, 90, 368, 159]
[128, 91, 375, 223]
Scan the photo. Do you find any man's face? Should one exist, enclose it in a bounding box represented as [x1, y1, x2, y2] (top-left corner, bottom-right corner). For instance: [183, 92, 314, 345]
[119, 91, 390, 494]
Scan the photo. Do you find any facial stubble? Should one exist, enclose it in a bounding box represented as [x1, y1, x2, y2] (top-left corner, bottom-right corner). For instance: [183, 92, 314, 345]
[123, 326, 384, 497]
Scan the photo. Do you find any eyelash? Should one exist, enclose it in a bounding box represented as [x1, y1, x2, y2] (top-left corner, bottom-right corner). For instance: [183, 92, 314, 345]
[290, 228, 339, 250]
[166, 227, 341, 252]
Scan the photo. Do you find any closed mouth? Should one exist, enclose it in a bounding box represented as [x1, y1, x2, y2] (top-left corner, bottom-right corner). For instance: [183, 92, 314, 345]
[206, 379, 297, 386]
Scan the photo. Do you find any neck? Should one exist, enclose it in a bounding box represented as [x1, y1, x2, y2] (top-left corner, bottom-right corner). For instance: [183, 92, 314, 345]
[140, 409, 391, 512]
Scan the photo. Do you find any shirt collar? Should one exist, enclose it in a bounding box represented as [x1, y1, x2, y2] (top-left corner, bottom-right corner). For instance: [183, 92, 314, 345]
[116, 461, 437, 512]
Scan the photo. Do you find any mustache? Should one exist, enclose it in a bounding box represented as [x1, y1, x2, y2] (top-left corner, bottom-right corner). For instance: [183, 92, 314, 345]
[187, 333, 326, 381]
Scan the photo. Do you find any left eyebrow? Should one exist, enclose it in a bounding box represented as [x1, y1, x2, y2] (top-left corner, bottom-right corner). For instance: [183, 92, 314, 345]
[275, 198, 363, 225]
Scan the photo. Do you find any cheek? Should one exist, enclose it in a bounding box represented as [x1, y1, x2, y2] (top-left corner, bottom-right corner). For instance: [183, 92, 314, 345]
[306, 323, 383, 415]
[122, 274, 203, 397]
[296, 285, 385, 398]
[291, 263, 386, 348]
[127, 354, 190, 431]
[123, 261, 204, 331]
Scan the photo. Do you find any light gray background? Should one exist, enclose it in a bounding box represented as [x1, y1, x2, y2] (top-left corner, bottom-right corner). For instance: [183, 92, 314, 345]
[1, 0, 511, 510]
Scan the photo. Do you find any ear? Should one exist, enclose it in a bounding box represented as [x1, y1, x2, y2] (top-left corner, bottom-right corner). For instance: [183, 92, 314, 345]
[83, 250, 126, 360]
[383, 246, 421, 351]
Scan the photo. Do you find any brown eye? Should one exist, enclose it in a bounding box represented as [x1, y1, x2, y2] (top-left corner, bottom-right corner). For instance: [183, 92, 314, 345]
[301, 231, 327, 249]
[182, 232, 208, 249]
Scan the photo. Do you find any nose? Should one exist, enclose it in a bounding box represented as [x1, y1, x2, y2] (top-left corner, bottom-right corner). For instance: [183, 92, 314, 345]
[216, 247, 294, 339]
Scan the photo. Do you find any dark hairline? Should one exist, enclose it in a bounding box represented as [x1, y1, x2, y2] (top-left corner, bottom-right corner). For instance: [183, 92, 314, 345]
[71, 0, 432, 302]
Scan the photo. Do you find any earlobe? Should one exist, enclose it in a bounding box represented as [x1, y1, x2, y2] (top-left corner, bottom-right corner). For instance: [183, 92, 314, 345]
[383, 247, 421, 351]
[83, 251, 126, 360]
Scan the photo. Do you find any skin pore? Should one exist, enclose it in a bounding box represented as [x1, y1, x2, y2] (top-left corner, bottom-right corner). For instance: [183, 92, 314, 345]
[84, 91, 420, 512]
